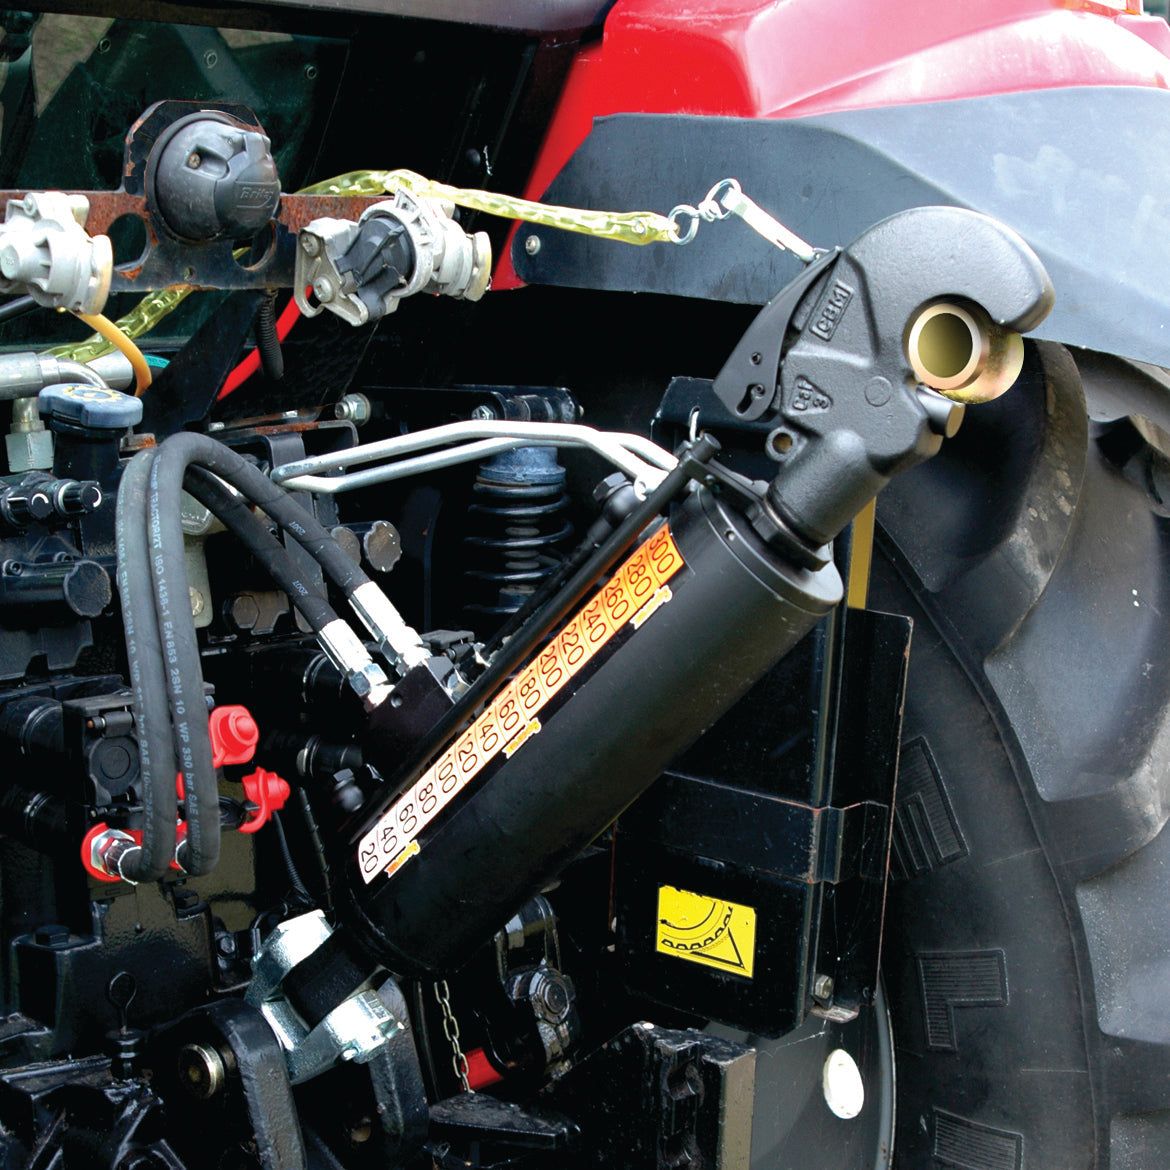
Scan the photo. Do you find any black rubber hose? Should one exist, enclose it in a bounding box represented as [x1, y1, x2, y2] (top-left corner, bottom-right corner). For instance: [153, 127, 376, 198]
[114, 448, 178, 881]
[145, 430, 388, 873]
[184, 467, 339, 635]
[145, 450, 351, 875]
[254, 293, 284, 382]
[145, 451, 219, 875]
[153, 432, 372, 599]
[0, 295, 37, 325]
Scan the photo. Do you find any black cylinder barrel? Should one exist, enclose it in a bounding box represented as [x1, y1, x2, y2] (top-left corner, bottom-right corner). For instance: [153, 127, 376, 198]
[342, 485, 841, 975]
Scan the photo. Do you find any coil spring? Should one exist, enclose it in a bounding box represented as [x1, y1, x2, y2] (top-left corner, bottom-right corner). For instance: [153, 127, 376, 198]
[463, 448, 572, 624]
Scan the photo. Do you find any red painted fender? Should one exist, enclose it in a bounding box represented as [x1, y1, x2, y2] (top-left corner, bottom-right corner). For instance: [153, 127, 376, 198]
[496, 0, 1170, 288]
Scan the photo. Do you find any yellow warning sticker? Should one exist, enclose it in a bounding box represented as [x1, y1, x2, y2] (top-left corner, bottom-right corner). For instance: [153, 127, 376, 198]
[655, 885, 757, 979]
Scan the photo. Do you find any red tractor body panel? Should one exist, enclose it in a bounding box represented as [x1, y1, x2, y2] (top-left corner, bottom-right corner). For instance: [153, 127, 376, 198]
[497, 0, 1170, 287]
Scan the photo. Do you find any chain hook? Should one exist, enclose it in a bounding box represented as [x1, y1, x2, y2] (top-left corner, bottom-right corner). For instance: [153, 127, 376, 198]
[698, 178, 740, 222]
[667, 203, 702, 245]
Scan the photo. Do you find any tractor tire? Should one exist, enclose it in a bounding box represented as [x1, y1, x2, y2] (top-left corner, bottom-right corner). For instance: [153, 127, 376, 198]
[870, 341, 1170, 1170]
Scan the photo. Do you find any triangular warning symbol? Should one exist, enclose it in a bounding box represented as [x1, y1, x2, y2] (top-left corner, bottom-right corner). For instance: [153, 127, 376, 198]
[655, 885, 757, 979]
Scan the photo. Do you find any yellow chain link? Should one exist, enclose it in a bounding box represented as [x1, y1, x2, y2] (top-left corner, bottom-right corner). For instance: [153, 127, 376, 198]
[46, 285, 192, 363]
[300, 169, 676, 246]
[50, 170, 676, 362]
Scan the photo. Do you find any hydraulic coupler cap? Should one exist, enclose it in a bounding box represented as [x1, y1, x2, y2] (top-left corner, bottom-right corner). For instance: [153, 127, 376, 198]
[38, 383, 143, 432]
[209, 704, 260, 768]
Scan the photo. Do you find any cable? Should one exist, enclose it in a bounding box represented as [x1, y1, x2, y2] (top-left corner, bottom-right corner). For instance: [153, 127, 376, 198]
[254, 293, 285, 382]
[0, 295, 37, 324]
[295, 788, 333, 914]
[114, 448, 179, 881]
[217, 295, 301, 401]
[271, 811, 313, 906]
[71, 312, 152, 395]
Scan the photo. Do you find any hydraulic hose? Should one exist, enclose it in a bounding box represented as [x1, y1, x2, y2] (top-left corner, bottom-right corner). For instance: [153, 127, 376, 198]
[145, 452, 219, 874]
[114, 449, 179, 881]
[135, 431, 406, 876]
[153, 432, 371, 599]
[183, 467, 340, 635]
[145, 456, 356, 875]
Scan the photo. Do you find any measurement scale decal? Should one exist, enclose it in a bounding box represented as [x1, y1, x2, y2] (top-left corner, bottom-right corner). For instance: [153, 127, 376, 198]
[357, 524, 685, 883]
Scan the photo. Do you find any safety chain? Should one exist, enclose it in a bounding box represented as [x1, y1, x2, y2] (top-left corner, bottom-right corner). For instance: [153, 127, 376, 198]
[54, 172, 819, 362]
[304, 170, 820, 258]
[433, 979, 471, 1092]
[304, 168, 676, 246]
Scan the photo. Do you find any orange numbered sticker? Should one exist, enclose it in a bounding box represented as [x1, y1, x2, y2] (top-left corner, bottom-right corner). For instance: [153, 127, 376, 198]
[357, 523, 686, 883]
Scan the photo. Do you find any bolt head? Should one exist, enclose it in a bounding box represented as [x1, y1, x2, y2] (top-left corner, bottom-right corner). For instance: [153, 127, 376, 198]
[524, 234, 541, 256]
[813, 974, 835, 1001]
[300, 234, 321, 257]
[592, 471, 629, 506]
[540, 979, 569, 1019]
[334, 394, 371, 425]
[228, 593, 261, 631]
[34, 924, 71, 949]
[470, 404, 496, 421]
[186, 152, 201, 169]
[313, 276, 334, 302]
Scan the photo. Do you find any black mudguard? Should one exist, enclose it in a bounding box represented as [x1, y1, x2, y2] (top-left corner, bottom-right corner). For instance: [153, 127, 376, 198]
[513, 86, 1170, 369]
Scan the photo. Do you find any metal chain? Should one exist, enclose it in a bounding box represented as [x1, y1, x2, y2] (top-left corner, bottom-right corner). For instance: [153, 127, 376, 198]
[305, 169, 819, 258]
[306, 168, 676, 246]
[55, 170, 818, 362]
[433, 979, 471, 1092]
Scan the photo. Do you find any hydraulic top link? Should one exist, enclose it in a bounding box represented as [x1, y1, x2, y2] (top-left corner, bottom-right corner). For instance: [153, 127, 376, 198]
[339, 204, 1054, 976]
